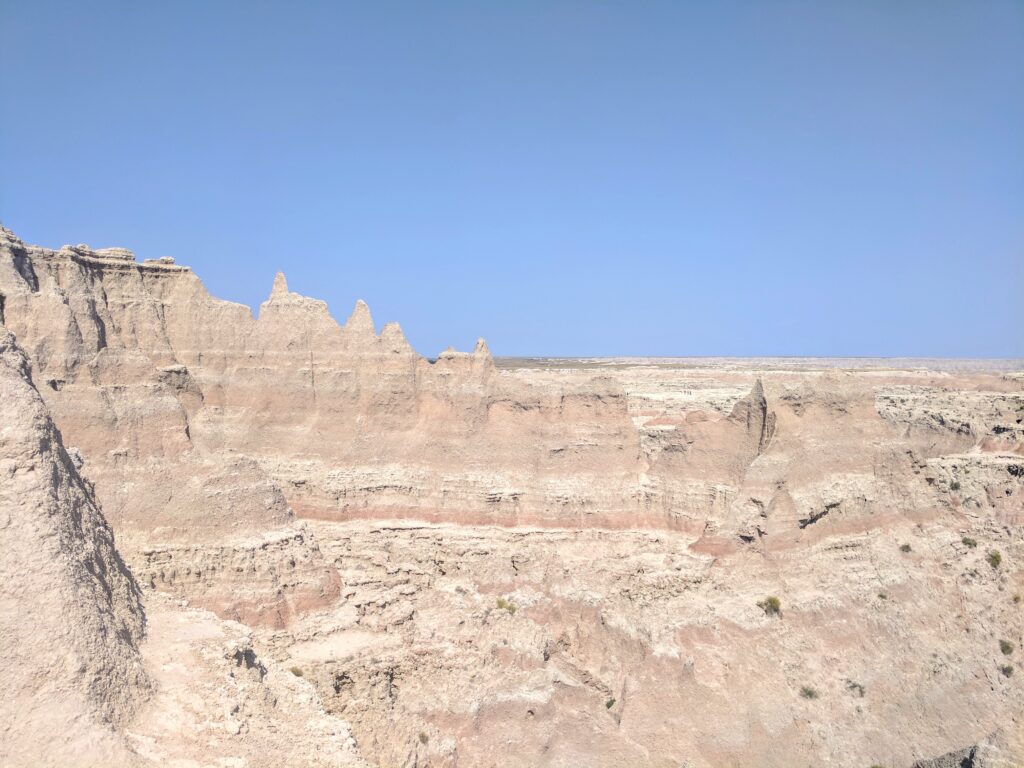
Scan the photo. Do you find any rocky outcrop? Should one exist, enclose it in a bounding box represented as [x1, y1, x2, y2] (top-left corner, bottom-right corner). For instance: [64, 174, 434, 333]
[0, 326, 368, 766]
[270, 517, 1024, 768]
[0, 328, 149, 766]
[130, 526, 340, 628]
[1, 227, 1022, 766]
[0, 227, 647, 537]
[128, 594, 368, 768]
[730, 377, 776, 454]
[0, 229, 347, 627]
[2, 224, 1019, 558]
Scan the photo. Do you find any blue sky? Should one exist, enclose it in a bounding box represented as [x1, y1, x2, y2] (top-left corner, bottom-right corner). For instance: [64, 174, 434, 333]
[1, 1, 1021, 357]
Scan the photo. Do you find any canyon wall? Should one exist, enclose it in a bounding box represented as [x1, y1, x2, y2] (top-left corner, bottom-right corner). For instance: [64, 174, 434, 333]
[1, 226, 1022, 767]
[0, 229, 644, 533]
[0, 318, 369, 768]
[8, 225, 1012, 545]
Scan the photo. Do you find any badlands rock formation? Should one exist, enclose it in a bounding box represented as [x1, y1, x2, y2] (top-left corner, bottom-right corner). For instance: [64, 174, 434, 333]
[0, 225, 1022, 766]
[0, 327, 148, 766]
[0, 325, 366, 768]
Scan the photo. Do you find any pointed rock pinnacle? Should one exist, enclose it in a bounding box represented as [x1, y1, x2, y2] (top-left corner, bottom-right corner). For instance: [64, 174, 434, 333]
[381, 322, 413, 353]
[271, 272, 289, 298]
[345, 299, 376, 338]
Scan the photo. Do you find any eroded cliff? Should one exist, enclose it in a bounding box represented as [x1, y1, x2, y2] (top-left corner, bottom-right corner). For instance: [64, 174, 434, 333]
[1, 227, 1022, 767]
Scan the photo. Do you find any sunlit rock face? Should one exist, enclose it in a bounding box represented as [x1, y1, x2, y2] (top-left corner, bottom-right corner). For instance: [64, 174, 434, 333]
[0, 326, 369, 768]
[0, 328, 149, 767]
[1, 226, 1022, 767]
[0, 227, 644, 534]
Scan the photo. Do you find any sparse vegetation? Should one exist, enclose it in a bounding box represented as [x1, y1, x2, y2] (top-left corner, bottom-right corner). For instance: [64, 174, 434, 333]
[988, 550, 1002, 569]
[961, 536, 977, 548]
[419, 731, 429, 745]
[799, 686, 819, 700]
[496, 596, 518, 615]
[1000, 640, 1015, 656]
[845, 680, 866, 697]
[1000, 664, 1014, 678]
[899, 543, 912, 553]
[605, 698, 616, 709]
[289, 666, 304, 677]
[758, 596, 782, 617]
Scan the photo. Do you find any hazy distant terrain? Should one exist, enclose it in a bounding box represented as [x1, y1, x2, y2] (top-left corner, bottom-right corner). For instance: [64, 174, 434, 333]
[497, 356, 1024, 372]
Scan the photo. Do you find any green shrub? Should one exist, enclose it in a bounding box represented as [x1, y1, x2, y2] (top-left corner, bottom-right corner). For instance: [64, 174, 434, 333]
[950, 480, 961, 491]
[496, 596, 517, 615]
[419, 731, 429, 744]
[605, 698, 616, 709]
[1000, 664, 1014, 678]
[758, 596, 782, 617]
[877, 592, 888, 600]
[1014, 594, 1022, 604]
[988, 550, 1002, 569]
[961, 537, 977, 548]
[1000, 640, 1015, 656]
[289, 666, 304, 677]
[899, 543, 912, 553]
[799, 686, 819, 700]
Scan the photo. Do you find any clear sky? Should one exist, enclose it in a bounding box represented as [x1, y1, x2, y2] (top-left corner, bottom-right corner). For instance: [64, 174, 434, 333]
[1, 1, 1021, 357]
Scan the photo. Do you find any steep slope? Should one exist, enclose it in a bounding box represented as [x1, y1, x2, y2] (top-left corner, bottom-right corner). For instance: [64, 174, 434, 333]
[0, 328, 149, 766]
[0, 326, 369, 767]
[0, 229, 345, 628]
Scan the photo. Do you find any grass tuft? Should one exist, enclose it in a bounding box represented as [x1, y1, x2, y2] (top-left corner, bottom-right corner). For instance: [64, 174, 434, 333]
[758, 596, 782, 617]
[496, 596, 518, 615]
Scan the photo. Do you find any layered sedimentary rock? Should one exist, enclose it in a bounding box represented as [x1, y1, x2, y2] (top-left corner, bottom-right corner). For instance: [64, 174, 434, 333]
[1, 227, 1022, 766]
[0, 228, 642, 537]
[0, 326, 367, 767]
[5, 227, 1019, 547]
[128, 592, 368, 768]
[0, 231, 343, 626]
[271, 517, 1022, 768]
[0, 328, 149, 767]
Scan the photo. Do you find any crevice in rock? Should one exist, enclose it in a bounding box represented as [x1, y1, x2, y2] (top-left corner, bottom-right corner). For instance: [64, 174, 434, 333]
[12, 248, 39, 291]
[798, 501, 840, 529]
[910, 744, 979, 768]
